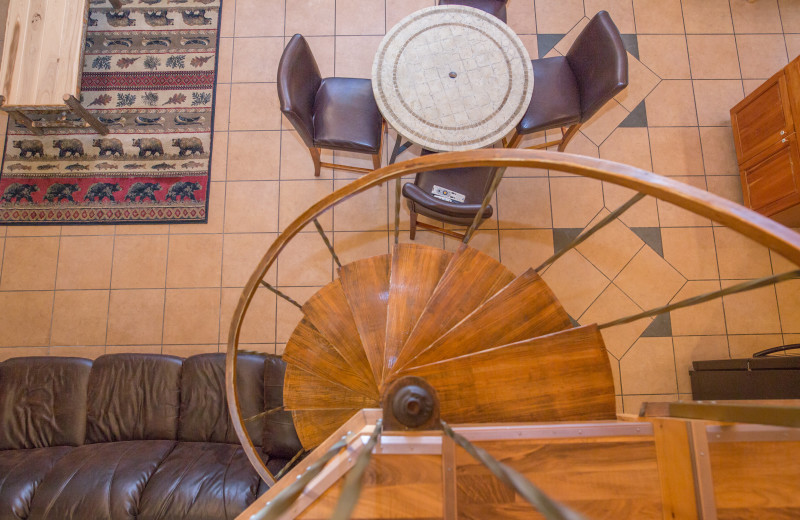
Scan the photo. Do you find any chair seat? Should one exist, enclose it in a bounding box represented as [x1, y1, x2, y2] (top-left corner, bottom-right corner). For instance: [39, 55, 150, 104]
[517, 56, 581, 135]
[403, 163, 494, 225]
[313, 77, 383, 154]
[439, 0, 507, 22]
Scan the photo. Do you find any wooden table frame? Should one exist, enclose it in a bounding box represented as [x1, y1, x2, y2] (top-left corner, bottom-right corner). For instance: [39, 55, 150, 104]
[0, 0, 123, 136]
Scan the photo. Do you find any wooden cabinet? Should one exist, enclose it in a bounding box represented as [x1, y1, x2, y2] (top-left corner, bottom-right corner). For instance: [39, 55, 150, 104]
[731, 55, 800, 227]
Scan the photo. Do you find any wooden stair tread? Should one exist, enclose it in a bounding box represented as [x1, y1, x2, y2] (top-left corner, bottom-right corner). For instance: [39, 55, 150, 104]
[284, 365, 379, 411]
[283, 318, 379, 401]
[407, 268, 572, 368]
[301, 279, 376, 389]
[396, 325, 617, 423]
[391, 245, 515, 374]
[383, 244, 453, 376]
[338, 254, 391, 388]
[292, 409, 360, 450]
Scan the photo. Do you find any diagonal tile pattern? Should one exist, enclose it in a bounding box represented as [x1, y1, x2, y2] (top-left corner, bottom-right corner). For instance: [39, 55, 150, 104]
[0, 0, 798, 415]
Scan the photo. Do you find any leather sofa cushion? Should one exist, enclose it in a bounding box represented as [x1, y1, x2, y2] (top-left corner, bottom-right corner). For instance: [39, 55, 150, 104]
[138, 442, 261, 520]
[86, 354, 183, 443]
[27, 440, 176, 520]
[263, 356, 302, 459]
[0, 357, 92, 449]
[517, 56, 581, 135]
[0, 447, 73, 520]
[179, 354, 264, 446]
[313, 77, 383, 153]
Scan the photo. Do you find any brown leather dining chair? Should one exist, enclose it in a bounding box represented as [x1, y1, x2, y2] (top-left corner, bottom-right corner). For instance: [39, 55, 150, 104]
[438, 0, 508, 23]
[278, 34, 384, 177]
[403, 150, 495, 240]
[505, 11, 628, 151]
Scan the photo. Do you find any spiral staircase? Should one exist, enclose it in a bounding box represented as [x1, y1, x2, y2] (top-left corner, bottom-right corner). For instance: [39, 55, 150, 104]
[284, 243, 615, 449]
[225, 149, 800, 520]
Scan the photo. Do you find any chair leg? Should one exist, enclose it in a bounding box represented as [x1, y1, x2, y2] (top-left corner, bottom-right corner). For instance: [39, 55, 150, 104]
[557, 124, 581, 152]
[409, 211, 417, 240]
[372, 152, 381, 170]
[505, 130, 523, 149]
[309, 147, 322, 177]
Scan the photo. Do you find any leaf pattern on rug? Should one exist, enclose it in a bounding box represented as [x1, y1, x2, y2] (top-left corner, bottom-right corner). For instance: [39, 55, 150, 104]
[117, 57, 139, 69]
[163, 93, 187, 106]
[190, 55, 213, 67]
[89, 94, 112, 107]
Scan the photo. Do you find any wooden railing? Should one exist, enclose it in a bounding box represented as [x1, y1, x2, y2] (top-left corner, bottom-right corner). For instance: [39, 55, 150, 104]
[226, 148, 800, 486]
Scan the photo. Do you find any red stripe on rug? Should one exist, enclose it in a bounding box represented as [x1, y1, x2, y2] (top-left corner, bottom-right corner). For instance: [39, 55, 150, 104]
[82, 71, 215, 91]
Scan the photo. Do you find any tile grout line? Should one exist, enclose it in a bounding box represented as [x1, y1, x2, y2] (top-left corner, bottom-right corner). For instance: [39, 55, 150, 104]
[102, 232, 117, 350]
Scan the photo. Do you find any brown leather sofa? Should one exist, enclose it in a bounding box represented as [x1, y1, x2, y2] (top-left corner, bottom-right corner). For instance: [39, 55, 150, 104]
[0, 353, 302, 520]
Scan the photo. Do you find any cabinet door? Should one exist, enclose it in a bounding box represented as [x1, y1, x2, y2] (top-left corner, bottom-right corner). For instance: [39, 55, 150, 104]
[740, 133, 800, 217]
[731, 71, 794, 163]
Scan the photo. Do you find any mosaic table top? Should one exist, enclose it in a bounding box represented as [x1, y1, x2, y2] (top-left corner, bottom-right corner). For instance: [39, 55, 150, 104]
[372, 5, 533, 152]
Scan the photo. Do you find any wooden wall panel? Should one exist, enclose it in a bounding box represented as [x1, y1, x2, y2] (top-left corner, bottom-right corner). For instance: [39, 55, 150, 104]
[298, 455, 443, 519]
[455, 438, 663, 520]
[711, 441, 800, 519]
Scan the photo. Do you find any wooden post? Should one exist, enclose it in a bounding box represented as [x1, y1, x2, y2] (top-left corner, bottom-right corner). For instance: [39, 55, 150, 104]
[652, 418, 718, 519]
[64, 94, 108, 135]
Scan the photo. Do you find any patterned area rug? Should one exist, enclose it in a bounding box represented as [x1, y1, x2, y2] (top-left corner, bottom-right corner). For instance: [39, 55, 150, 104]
[0, 0, 221, 225]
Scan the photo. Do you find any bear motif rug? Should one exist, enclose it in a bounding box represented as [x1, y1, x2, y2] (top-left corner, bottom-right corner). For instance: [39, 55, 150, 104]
[0, 0, 221, 225]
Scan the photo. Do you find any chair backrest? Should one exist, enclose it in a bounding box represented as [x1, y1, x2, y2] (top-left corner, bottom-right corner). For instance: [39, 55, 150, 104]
[277, 34, 322, 147]
[566, 11, 628, 122]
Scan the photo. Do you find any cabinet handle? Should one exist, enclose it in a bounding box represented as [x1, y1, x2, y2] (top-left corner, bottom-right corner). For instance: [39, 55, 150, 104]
[780, 130, 785, 135]
[783, 138, 788, 143]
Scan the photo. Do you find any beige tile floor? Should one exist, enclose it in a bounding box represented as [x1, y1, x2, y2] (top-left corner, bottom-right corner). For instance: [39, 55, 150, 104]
[0, 0, 799, 414]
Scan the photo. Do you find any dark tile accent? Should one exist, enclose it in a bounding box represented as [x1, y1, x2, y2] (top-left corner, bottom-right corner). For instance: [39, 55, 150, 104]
[619, 101, 648, 128]
[552, 228, 583, 255]
[631, 227, 663, 257]
[640, 313, 672, 337]
[537, 34, 565, 59]
[620, 34, 639, 60]
[569, 315, 581, 328]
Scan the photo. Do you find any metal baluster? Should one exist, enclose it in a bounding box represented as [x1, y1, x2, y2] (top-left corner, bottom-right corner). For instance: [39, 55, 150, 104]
[244, 406, 284, 424]
[462, 167, 507, 244]
[273, 449, 307, 481]
[440, 421, 586, 520]
[251, 438, 349, 520]
[313, 218, 342, 268]
[536, 193, 646, 272]
[394, 178, 402, 245]
[260, 281, 302, 310]
[599, 269, 800, 329]
[330, 420, 384, 520]
[389, 134, 412, 245]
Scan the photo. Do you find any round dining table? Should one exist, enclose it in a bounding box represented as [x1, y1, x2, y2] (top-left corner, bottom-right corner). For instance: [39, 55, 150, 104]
[372, 5, 534, 154]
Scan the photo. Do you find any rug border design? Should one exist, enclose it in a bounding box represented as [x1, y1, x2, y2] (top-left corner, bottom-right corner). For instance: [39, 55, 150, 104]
[0, 0, 224, 227]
